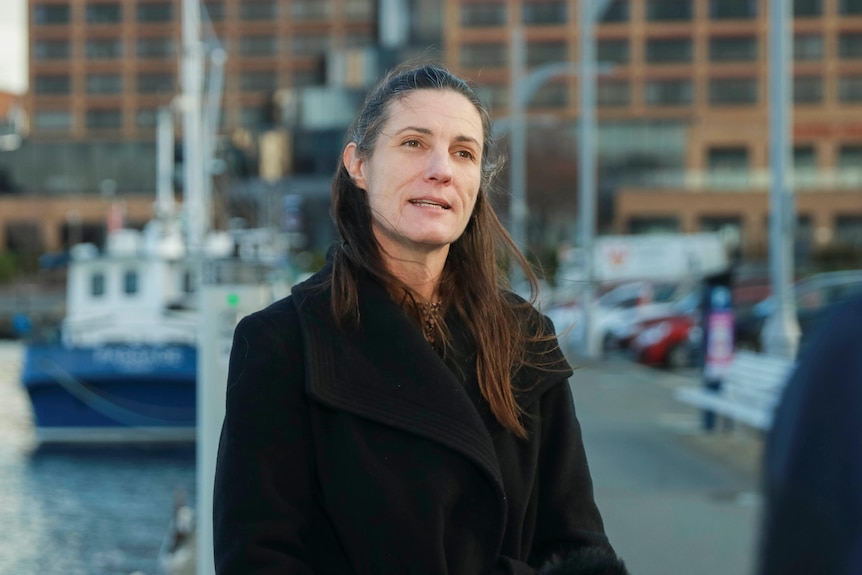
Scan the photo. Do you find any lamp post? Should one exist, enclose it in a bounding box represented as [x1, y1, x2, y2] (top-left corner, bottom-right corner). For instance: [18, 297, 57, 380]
[761, 0, 800, 358]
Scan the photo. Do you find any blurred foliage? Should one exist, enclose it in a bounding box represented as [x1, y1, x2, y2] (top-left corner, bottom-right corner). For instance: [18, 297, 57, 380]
[0, 251, 17, 283]
[810, 242, 862, 271]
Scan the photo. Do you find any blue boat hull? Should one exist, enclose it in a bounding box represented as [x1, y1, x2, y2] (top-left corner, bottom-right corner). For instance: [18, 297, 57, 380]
[22, 343, 197, 443]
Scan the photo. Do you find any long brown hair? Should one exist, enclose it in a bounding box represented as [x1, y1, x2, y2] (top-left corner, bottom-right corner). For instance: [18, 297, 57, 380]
[329, 62, 549, 439]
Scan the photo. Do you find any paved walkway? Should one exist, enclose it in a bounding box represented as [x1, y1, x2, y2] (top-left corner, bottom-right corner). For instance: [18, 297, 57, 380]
[570, 356, 764, 575]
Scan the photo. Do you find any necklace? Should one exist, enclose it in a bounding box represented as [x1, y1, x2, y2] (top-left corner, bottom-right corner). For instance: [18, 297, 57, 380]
[419, 301, 442, 346]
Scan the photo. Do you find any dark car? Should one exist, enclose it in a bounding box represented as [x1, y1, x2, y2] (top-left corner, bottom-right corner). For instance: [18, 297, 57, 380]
[734, 270, 862, 352]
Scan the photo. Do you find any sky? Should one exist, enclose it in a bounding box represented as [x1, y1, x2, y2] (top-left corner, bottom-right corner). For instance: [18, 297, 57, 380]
[0, 0, 27, 94]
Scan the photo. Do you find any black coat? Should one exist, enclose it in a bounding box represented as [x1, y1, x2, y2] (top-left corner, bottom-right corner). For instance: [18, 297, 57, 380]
[213, 264, 625, 574]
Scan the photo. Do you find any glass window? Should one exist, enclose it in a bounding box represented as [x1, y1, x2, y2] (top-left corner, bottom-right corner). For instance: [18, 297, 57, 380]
[794, 34, 823, 60]
[86, 109, 123, 129]
[598, 39, 630, 64]
[290, 34, 329, 56]
[838, 144, 862, 169]
[136, 108, 157, 128]
[137, 2, 172, 22]
[839, 33, 862, 59]
[345, 0, 374, 21]
[91, 272, 106, 297]
[203, 1, 224, 21]
[86, 38, 123, 59]
[529, 82, 568, 109]
[345, 31, 373, 48]
[835, 216, 862, 246]
[475, 84, 508, 112]
[598, 80, 630, 107]
[794, 145, 817, 170]
[460, 43, 506, 68]
[34, 4, 71, 24]
[645, 79, 693, 106]
[710, 77, 758, 105]
[123, 270, 139, 295]
[241, 35, 278, 56]
[34, 39, 71, 60]
[708, 147, 749, 170]
[794, 76, 823, 103]
[526, 41, 567, 67]
[240, 0, 278, 20]
[240, 70, 278, 92]
[137, 37, 175, 58]
[709, 37, 758, 62]
[460, 2, 506, 27]
[292, 69, 322, 87]
[600, 0, 629, 22]
[292, 0, 332, 21]
[709, 0, 757, 19]
[86, 3, 122, 23]
[794, 0, 822, 17]
[34, 74, 71, 95]
[646, 0, 692, 21]
[137, 72, 174, 94]
[33, 110, 73, 131]
[522, 1, 566, 25]
[841, 0, 862, 14]
[646, 38, 693, 64]
[629, 217, 680, 234]
[838, 76, 862, 102]
[86, 73, 123, 94]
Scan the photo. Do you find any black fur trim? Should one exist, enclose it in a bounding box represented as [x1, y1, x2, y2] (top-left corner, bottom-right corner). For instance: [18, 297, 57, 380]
[538, 547, 630, 575]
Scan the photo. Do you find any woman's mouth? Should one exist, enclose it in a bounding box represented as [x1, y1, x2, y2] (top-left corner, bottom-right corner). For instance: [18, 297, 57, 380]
[409, 199, 450, 209]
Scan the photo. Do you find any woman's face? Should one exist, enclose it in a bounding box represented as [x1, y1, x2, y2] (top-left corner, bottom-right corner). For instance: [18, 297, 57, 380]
[344, 89, 484, 260]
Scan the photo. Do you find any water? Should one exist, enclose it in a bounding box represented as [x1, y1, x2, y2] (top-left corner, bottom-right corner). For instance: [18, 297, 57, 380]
[0, 341, 196, 575]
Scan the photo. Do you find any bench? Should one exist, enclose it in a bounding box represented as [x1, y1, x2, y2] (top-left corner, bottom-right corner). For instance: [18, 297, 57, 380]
[673, 350, 796, 431]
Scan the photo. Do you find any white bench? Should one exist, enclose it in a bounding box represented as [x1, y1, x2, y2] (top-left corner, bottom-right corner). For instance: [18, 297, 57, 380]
[674, 351, 796, 431]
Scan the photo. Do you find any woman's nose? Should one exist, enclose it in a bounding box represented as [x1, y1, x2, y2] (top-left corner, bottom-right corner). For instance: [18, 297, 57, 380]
[423, 146, 453, 183]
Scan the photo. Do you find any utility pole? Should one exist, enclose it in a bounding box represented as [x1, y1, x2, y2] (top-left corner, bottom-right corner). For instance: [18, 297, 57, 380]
[509, 26, 528, 288]
[761, 0, 800, 358]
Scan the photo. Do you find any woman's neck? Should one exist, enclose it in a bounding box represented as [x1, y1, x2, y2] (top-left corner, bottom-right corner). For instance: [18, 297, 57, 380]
[380, 246, 448, 303]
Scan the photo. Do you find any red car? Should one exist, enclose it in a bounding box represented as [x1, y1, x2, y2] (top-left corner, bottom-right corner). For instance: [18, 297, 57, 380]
[631, 313, 702, 369]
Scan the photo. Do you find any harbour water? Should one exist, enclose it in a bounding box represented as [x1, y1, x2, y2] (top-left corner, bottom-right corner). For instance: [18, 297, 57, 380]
[0, 341, 196, 575]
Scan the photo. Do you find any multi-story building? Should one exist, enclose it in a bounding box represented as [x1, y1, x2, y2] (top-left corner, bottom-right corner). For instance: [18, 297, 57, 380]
[446, 0, 862, 261]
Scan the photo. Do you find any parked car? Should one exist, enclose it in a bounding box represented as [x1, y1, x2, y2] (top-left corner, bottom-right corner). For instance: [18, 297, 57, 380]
[630, 289, 703, 369]
[599, 281, 695, 350]
[735, 270, 862, 352]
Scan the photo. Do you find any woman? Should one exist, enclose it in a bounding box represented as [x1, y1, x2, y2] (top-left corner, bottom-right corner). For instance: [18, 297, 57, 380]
[213, 63, 628, 575]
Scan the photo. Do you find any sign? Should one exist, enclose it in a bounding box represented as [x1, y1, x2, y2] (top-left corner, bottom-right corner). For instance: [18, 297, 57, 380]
[593, 233, 728, 283]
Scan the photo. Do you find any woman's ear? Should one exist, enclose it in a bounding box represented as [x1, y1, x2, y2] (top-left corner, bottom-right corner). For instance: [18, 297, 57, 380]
[343, 143, 367, 190]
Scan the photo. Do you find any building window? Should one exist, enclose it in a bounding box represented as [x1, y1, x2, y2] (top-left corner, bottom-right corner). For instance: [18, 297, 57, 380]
[600, 0, 629, 22]
[522, 1, 566, 25]
[137, 72, 174, 94]
[34, 39, 71, 60]
[137, 37, 175, 58]
[460, 43, 506, 68]
[34, 74, 71, 95]
[709, 77, 757, 105]
[699, 217, 742, 249]
[838, 76, 862, 102]
[241, 35, 278, 57]
[835, 216, 862, 246]
[136, 108, 157, 128]
[345, 0, 374, 21]
[646, 0, 692, 21]
[91, 272, 106, 297]
[86, 109, 123, 129]
[794, 34, 823, 61]
[598, 80, 630, 107]
[290, 34, 330, 57]
[526, 41, 567, 67]
[646, 38, 693, 64]
[137, 2, 172, 22]
[292, 69, 322, 87]
[838, 144, 862, 169]
[345, 31, 373, 48]
[529, 82, 568, 109]
[794, 0, 822, 17]
[240, 0, 278, 21]
[794, 76, 823, 103]
[839, 33, 862, 59]
[475, 84, 508, 112]
[123, 270, 139, 295]
[460, 2, 506, 27]
[86, 38, 123, 60]
[629, 217, 680, 234]
[86, 73, 123, 94]
[841, 0, 862, 14]
[33, 110, 73, 131]
[709, 0, 757, 19]
[203, 1, 224, 21]
[645, 79, 693, 106]
[793, 145, 818, 174]
[86, 3, 122, 23]
[709, 36, 758, 62]
[292, 0, 332, 21]
[598, 39, 630, 64]
[240, 107, 263, 129]
[240, 70, 278, 92]
[708, 147, 749, 188]
[34, 4, 71, 24]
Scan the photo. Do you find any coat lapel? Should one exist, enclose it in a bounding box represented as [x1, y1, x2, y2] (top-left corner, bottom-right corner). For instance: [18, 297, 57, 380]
[291, 267, 506, 493]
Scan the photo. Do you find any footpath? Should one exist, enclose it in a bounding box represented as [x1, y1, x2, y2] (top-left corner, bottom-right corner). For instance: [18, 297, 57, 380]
[570, 356, 764, 575]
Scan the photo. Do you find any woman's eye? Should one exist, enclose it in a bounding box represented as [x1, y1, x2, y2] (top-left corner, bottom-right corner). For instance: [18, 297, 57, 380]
[403, 139, 421, 148]
[456, 150, 475, 160]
